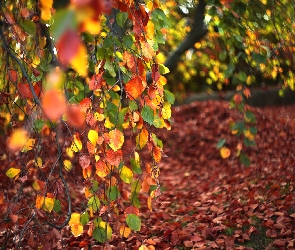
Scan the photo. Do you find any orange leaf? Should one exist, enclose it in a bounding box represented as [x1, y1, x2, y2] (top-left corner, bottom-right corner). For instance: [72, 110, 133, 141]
[7, 128, 29, 152]
[136, 128, 148, 149]
[82, 165, 92, 179]
[108, 129, 124, 151]
[120, 226, 131, 238]
[96, 160, 108, 178]
[220, 147, 231, 159]
[153, 146, 162, 163]
[8, 69, 18, 83]
[125, 76, 146, 99]
[40, 0, 53, 20]
[106, 149, 122, 166]
[41, 89, 66, 121]
[141, 41, 155, 59]
[123, 51, 136, 70]
[65, 104, 85, 129]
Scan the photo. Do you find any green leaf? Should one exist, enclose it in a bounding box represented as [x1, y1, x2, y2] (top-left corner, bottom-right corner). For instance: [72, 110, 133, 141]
[20, 20, 36, 35]
[116, 12, 128, 27]
[51, 9, 76, 41]
[131, 180, 141, 193]
[88, 196, 100, 211]
[245, 111, 256, 123]
[126, 214, 141, 231]
[80, 212, 89, 226]
[164, 89, 175, 104]
[216, 138, 226, 149]
[141, 105, 154, 125]
[240, 153, 251, 167]
[122, 35, 134, 48]
[129, 100, 138, 111]
[131, 192, 141, 208]
[158, 64, 170, 74]
[34, 119, 44, 132]
[93, 226, 107, 243]
[107, 186, 120, 201]
[130, 158, 141, 174]
[53, 199, 61, 213]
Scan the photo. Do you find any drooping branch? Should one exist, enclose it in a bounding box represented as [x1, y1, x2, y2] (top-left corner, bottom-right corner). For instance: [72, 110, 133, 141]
[164, 0, 208, 72]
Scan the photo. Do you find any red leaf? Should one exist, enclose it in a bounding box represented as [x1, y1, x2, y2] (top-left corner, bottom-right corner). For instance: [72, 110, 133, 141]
[79, 154, 91, 169]
[56, 29, 81, 65]
[105, 149, 122, 166]
[88, 73, 104, 90]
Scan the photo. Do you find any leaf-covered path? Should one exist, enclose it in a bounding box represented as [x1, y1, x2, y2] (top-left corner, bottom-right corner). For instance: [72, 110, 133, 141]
[136, 101, 295, 250]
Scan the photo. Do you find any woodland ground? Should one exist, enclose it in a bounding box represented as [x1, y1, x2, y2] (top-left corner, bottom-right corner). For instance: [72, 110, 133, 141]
[2, 100, 295, 249]
[65, 100, 295, 249]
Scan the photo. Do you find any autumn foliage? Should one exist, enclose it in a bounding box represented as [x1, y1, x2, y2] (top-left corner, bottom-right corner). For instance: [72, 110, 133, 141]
[0, 0, 172, 248]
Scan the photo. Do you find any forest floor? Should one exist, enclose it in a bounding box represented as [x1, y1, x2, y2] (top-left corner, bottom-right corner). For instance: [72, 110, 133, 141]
[2, 100, 295, 250]
[66, 100, 295, 249]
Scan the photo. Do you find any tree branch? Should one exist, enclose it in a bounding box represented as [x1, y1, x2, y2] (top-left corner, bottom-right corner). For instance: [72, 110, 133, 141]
[164, 0, 208, 72]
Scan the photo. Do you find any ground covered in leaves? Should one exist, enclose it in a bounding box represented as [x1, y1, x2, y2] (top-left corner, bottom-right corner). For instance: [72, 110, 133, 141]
[3, 100, 295, 249]
[65, 100, 295, 249]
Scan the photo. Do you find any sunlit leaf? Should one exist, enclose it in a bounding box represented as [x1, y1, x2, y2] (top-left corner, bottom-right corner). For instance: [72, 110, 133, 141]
[40, 0, 53, 20]
[88, 129, 99, 146]
[43, 197, 55, 212]
[64, 159, 73, 171]
[71, 135, 82, 152]
[69, 212, 81, 227]
[21, 139, 35, 152]
[162, 102, 171, 119]
[136, 128, 148, 149]
[125, 76, 146, 99]
[71, 224, 84, 237]
[6, 168, 21, 179]
[120, 166, 133, 184]
[220, 147, 231, 159]
[7, 128, 29, 152]
[108, 129, 124, 152]
[95, 160, 108, 178]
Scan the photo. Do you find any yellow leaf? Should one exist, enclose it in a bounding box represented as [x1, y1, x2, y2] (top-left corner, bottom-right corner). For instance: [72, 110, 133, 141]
[32, 181, 40, 191]
[71, 224, 84, 237]
[69, 212, 81, 227]
[108, 129, 124, 151]
[99, 221, 112, 240]
[146, 20, 154, 40]
[43, 197, 55, 212]
[64, 159, 73, 171]
[136, 128, 148, 149]
[66, 147, 74, 158]
[7, 128, 29, 152]
[162, 102, 171, 119]
[94, 112, 105, 121]
[120, 226, 131, 238]
[21, 139, 35, 152]
[139, 245, 149, 250]
[40, 0, 53, 20]
[120, 166, 133, 184]
[104, 117, 115, 129]
[220, 147, 231, 159]
[88, 129, 99, 145]
[6, 168, 21, 179]
[83, 18, 101, 35]
[71, 135, 82, 152]
[70, 43, 88, 77]
[35, 157, 43, 168]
